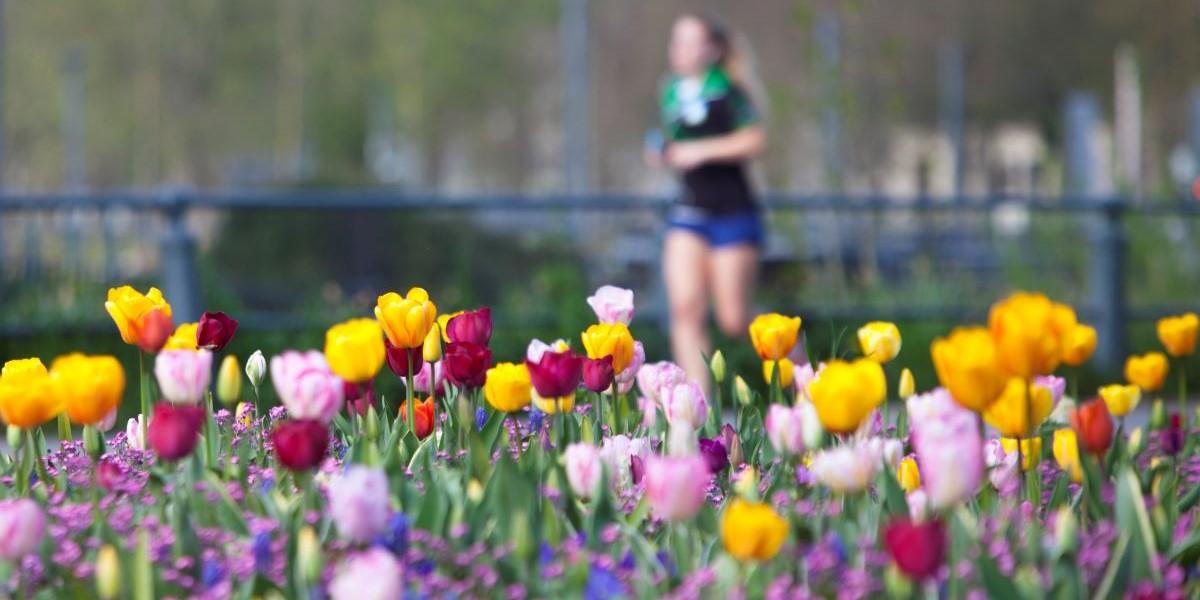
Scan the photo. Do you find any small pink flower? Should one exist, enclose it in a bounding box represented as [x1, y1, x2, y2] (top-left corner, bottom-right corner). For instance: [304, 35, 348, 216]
[643, 454, 709, 521]
[408, 360, 445, 395]
[765, 404, 805, 456]
[125, 415, 146, 450]
[0, 499, 45, 560]
[663, 381, 708, 431]
[615, 342, 645, 395]
[328, 466, 390, 543]
[154, 349, 213, 404]
[586, 285, 635, 325]
[329, 547, 403, 600]
[270, 350, 344, 423]
[563, 443, 603, 500]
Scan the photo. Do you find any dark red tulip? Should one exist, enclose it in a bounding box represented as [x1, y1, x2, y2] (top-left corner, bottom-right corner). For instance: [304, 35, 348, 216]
[446, 307, 493, 346]
[96, 458, 124, 492]
[147, 403, 204, 462]
[271, 419, 330, 471]
[883, 517, 946, 581]
[629, 455, 645, 485]
[526, 350, 583, 398]
[1162, 413, 1185, 456]
[582, 356, 615, 393]
[344, 380, 375, 416]
[196, 311, 238, 351]
[698, 437, 729, 474]
[1070, 398, 1114, 456]
[385, 338, 425, 379]
[443, 342, 491, 389]
[399, 397, 436, 440]
[136, 309, 174, 354]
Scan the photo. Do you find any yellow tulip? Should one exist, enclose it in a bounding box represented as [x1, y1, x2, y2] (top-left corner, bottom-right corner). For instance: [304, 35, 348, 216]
[216, 355, 242, 405]
[748, 313, 802, 361]
[1061, 323, 1098, 366]
[858, 321, 902, 363]
[897, 456, 921, 492]
[581, 323, 636, 374]
[721, 498, 788, 562]
[762, 358, 794, 387]
[484, 362, 532, 413]
[324, 318, 386, 383]
[1098, 383, 1140, 417]
[1157, 313, 1199, 357]
[1125, 352, 1168, 392]
[808, 359, 886, 434]
[1000, 437, 1042, 471]
[104, 285, 173, 348]
[162, 322, 199, 351]
[898, 368, 915, 399]
[422, 325, 442, 363]
[50, 354, 125, 426]
[988, 292, 1078, 377]
[931, 327, 1008, 412]
[96, 544, 121, 599]
[0, 358, 62, 428]
[532, 390, 575, 414]
[375, 287, 438, 349]
[1052, 429, 1082, 483]
[983, 378, 1053, 439]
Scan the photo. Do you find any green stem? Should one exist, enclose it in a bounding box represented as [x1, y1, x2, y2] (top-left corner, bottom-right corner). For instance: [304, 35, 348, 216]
[57, 413, 72, 445]
[139, 351, 151, 442]
[405, 354, 415, 436]
[1178, 360, 1188, 423]
[27, 429, 50, 492]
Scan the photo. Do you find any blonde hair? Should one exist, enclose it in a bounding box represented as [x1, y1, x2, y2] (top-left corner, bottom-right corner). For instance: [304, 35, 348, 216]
[688, 13, 768, 119]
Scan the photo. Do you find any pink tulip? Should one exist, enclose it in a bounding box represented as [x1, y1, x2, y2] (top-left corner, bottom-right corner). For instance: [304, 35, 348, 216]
[563, 443, 604, 500]
[586, 285, 635, 325]
[270, 350, 344, 423]
[125, 415, 146, 450]
[907, 388, 984, 509]
[635, 361, 687, 406]
[408, 360, 445, 396]
[643, 454, 709, 521]
[765, 404, 806, 457]
[599, 434, 652, 491]
[329, 547, 403, 600]
[810, 442, 886, 493]
[0, 498, 45, 560]
[615, 341, 645, 394]
[329, 466, 391, 543]
[663, 381, 708, 431]
[793, 361, 822, 399]
[1035, 374, 1066, 404]
[97, 407, 118, 432]
[154, 349, 213, 404]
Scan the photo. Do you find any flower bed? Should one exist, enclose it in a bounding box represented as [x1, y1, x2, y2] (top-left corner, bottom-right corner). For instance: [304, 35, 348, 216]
[0, 285, 1196, 598]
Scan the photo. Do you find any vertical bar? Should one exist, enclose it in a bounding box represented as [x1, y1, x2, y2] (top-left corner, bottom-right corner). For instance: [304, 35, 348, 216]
[816, 13, 842, 191]
[1190, 86, 1200, 170]
[561, 0, 590, 194]
[1113, 44, 1141, 198]
[938, 40, 965, 199]
[159, 190, 200, 322]
[1064, 92, 1101, 196]
[0, 0, 7, 277]
[62, 48, 87, 277]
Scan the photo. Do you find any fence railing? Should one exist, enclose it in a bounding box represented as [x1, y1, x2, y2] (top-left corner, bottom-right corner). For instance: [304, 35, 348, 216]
[2, 188, 1198, 371]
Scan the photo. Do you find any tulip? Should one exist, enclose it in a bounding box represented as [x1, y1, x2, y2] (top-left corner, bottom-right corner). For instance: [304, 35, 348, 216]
[296, 527, 322, 585]
[407, 360, 445, 397]
[437, 311, 463, 343]
[563, 443, 604, 500]
[271, 419, 330, 471]
[907, 388, 984, 509]
[384, 338, 424, 379]
[125, 415, 146, 450]
[698, 438, 729, 474]
[324, 318, 386, 384]
[527, 349, 583, 400]
[526, 338, 571, 363]
[216, 355, 242, 405]
[1150, 399, 1167, 429]
[722, 423, 744, 467]
[163, 322, 199, 351]
[1128, 427, 1145, 455]
[1162, 413, 1185, 456]
[329, 466, 391, 543]
[615, 341, 645, 394]
[1125, 352, 1169, 392]
[667, 422, 697, 455]
[245, 350, 266, 389]
[793, 361, 820, 400]
[748, 313, 802, 361]
[105, 285, 174, 353]
[583, 356, 616, 394]
[50, 354, 125, 426]
[1000, 437, 1042, 471]
[721, 498, 788, 561]
[1157, 312, 1199, 357]
[983, 378, 1053, 439]
[344, 381, 374, 416]
[534, 390, 576, 415]
[586, 285, 635, 325]
[859, 321, 902, 363]
[421, 326, 442, 366]
[808, 359, 886, 435]
[329, 547, 403, 600]
[0, 498, 45, 560]
[581, 323, 636, 374]
[765, 403, 805, 457]
[196, 311, 238, 351]
[0, 358, 62, 428]
[599, 434, 652, 490]
[762, 358, 794, 387]
[445, 307, 493, 346]
[644, 454, 710, 521]
[1052, 428, 1082, 482]
[663, 381, 708, 430]
[1061, 323, 1098, 366]
[270, 350, 344, 423]
[147, 402, 204, 461]
[154, 349, 213, 405]
[809, 444, 881, 494]
[1053, 506, 1078, 556]
[931, 327, 1008, 412]
[897, 457, 921, 492]
[443, 342, 492, 389]
[899, 368, 915, 399]
[97, 407, 118, 432]
[988, 292, 1078, 377]
[710, 350, 726, 383]
[883, 517, 946, 581]
[96, 544, 121, 599]
[484, 362, 532, 413]
[635, 361, 687, 405]
[1070, 398, 1113, 456]
[375, 287, 437, 349]
[1098, 383, 1140, 417]
[734, 375, 752, 406]
[398, 396, 436, 440]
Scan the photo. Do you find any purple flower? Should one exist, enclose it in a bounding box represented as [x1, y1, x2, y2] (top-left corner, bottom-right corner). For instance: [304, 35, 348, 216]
[476, 407, 489, 432]
[697, 438, 729, 474]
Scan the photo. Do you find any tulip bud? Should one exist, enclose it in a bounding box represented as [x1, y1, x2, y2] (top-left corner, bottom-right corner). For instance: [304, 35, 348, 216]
[296, 526, 322, 584]
[423, 325, 442, 363]
[1052, 506, 1077, 556]
[1150, 399, 1166, 429]
[899, 368, 915, 399]
[709, 350, 726, 383]
[734, 376, 752, 406]
[1128, 427, 1145, 456]
[216, 355, 242, 405]
[96, 544, 121, 599]
[467, 479, 484, 504]
[244, 350, 266, 390]
[6, 425, 20, 451]
[364, 405, 380, 441]
[721, 424, 744, 467]
[1015, 566, 1041, 599]
[734, 466, 758, 500]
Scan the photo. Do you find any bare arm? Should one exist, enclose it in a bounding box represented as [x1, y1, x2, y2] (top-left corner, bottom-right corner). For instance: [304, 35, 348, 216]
[665, 125, 766, 170]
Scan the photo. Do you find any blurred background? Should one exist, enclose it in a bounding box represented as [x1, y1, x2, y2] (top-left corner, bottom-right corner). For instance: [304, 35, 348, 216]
[1, 0, 1199, 398]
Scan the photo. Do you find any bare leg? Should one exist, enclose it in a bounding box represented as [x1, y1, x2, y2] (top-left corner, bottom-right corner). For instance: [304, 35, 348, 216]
[664, 230, 712, 388]
[709, 243, 760, 340]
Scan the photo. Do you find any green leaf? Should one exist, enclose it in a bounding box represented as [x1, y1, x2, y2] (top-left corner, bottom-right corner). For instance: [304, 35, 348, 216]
[978, 553, 1023, 599]
[1167, 530, 1200, 568]
[1092, 532, 1131, 600]
[1114, 468, 1161, 585]
[878, 465, 908, 517]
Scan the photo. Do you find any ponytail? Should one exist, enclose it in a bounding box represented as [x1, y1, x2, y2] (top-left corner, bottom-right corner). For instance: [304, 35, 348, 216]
[692, 13, 769, 120]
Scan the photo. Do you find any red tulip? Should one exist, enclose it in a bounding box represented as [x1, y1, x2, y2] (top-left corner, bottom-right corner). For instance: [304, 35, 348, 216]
[136, 309, 175, 354]
[526, 350, 583, 398]
[271, 419, 330, 471]
[883, 517, 946, 581]
[1162, 413, 1185, 456]
[196, 311, 238, 351]
[1070, 398, 1114, 456]
[147, 403, 204, 461]
[344, 380, 375, 416]
[443, 342, 491, 389]
[582, 356, 615, 393]
[446, 307, 493, 346]
[399, 397, 436, 440]
[385, 338, 425, 379]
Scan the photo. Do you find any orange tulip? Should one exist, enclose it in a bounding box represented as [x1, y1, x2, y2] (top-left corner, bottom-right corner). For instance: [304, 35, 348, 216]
[1069, 398, 1113, 456]
[105, 286, 175, 353]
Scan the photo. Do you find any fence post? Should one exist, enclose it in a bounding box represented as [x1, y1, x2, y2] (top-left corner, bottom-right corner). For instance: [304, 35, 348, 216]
[159, 190, 200, 323]
[1090, 198, 1126, 372]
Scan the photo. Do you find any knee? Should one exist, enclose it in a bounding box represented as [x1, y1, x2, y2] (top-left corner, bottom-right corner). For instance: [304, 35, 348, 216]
[669, 296, 706, 329]
[715, 311, 749, 339]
